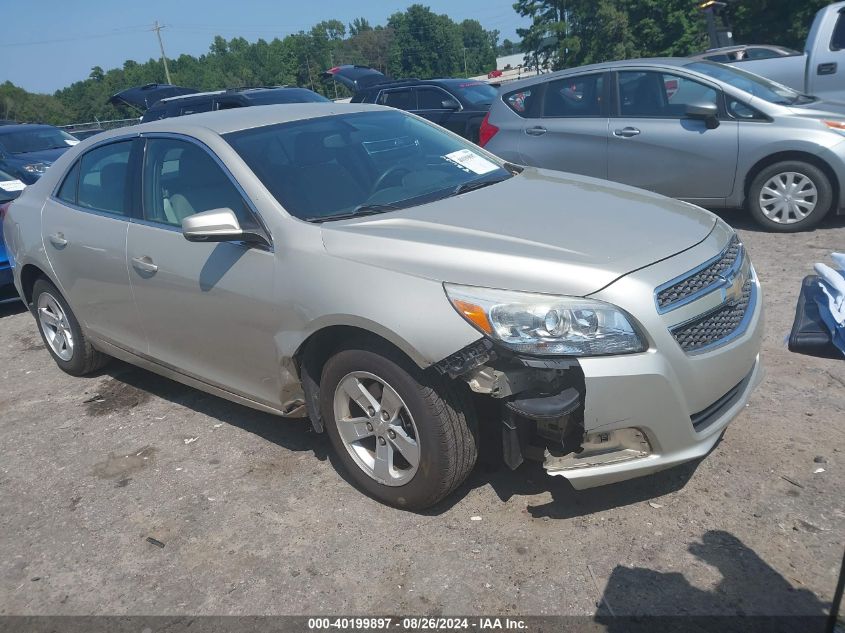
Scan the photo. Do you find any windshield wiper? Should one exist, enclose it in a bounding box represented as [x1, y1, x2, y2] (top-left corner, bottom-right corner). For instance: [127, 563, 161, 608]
[791, 93, 817, 105]
[305, 203, 400, 223]
[452, 175, 510, 196]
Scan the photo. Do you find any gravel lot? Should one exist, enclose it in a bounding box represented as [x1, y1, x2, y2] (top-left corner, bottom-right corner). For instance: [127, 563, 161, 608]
[0, 209, 843, 619]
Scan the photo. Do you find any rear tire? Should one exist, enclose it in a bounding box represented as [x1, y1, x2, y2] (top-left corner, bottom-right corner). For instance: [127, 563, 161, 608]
[747, 161, 833, 232]
[320, 341, 477, 510]
[31, 278, 109, 376]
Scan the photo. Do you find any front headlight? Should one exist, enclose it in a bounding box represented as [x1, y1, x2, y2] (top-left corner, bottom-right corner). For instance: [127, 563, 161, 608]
[444, 284, 646, 356]
[23, 163, 48, 175]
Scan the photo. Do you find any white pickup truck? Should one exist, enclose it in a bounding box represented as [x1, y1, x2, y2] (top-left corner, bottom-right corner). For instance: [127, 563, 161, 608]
[726, 2, 845, 102]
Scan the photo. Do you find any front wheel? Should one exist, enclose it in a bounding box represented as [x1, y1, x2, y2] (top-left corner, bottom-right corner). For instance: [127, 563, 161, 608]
[747, 161, 833, 232]
[320, 343, 477, 510]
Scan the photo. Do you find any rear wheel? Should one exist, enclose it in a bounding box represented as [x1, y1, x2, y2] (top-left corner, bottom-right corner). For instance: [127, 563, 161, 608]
[320, 342, 477, 510]
[32, 278, 109, 376]
[747, 161, 833, 232]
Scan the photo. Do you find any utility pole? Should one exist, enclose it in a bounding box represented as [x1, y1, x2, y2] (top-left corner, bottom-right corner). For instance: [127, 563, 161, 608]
[462, 47, 468, 75]
[152, 21, 173, 84]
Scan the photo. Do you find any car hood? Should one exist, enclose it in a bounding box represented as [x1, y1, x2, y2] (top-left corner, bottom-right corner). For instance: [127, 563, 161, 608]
[787, 99, 845, 117]
[4, 147, 68, 164]
[320, 168, 716, 297]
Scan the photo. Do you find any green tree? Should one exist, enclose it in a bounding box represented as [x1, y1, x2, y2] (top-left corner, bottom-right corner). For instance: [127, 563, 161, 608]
[730, 0, 828, 50]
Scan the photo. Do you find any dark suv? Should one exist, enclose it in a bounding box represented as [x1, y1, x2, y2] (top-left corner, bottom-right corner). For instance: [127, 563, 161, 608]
[322, 66, 498, 143]
[141, 87, 330, 123]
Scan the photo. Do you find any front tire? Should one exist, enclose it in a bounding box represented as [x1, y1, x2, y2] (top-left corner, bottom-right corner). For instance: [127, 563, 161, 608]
[320, 342, 477, 510]
[32, 278, 109, 376]
[747, 161, 833, 232]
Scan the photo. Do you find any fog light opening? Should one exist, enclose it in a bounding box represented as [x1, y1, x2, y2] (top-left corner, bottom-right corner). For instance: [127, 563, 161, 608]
[543, 427, 652, 473]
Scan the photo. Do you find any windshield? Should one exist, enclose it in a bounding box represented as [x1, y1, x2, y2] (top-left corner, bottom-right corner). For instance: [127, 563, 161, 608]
[685, 61, 807, 105]
[449, 81, 498, 106]
[224, 110, 512, 221]
[0, 127, 78, 154]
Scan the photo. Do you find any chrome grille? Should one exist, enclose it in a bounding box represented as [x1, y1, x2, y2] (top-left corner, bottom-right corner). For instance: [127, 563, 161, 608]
[670, 279, 753, 353]
[656, 236, 742, 312]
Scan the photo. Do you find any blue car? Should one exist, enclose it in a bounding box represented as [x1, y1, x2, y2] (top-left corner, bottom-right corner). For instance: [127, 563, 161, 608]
[0, 168, 25, 302]
[0, 124, 79, 184]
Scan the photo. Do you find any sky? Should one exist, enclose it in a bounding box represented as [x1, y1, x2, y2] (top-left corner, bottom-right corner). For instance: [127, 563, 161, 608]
[3, 0, 530, 94]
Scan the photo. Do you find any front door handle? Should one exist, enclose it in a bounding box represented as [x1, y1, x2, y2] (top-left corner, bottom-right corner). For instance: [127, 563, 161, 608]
[48, 232, 68, 248]
[525, 126, 547, 136]
[818, 62, 837, 75]
[613, 127, 641, 138]
[131, 256, 158, 275]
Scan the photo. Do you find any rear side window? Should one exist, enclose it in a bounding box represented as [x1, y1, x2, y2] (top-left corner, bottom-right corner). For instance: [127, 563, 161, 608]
[832, 13, 845, 51]
[379, 89, 416, 110]
[543, 74, 604, 117]
[503, 88, 535, 117]
[76, 141, 132, 215]
[57, 161, 81, 204]
[180, 100, 213, 116]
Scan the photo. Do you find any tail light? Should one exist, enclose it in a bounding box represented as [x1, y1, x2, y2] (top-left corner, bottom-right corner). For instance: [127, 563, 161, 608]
[478, 112, 499, 147]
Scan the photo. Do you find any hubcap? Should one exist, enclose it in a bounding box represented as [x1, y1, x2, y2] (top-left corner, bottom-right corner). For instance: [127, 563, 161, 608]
[332, 371, 420, 486]
[759, 171, 818, 224]
[37, 292, 74, 361]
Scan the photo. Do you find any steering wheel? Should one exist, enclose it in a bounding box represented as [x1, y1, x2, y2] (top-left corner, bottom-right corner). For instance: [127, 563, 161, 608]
[370, 166, 411, 195]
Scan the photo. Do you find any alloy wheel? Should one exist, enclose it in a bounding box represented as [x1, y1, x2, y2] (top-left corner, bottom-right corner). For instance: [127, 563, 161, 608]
[332, 371, 420, 486]
[37, 292, 74, 361]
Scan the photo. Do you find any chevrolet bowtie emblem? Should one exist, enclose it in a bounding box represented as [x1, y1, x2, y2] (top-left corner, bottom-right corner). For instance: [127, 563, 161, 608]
[720, 258, 748, 306]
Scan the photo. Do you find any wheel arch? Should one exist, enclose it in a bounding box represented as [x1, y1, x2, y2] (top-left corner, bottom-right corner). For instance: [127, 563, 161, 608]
[19, 263, 52, 306]
[743, 151, 839, 210]
[293, 323, 442, 433]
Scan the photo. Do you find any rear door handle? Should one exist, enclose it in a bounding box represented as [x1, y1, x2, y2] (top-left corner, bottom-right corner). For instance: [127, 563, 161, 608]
[613, 127, 641, 138]
[818, 62, 837, 75]
[48, 232, 68, 247]
[524, 126, 547, 136]
[131, 256, 158, 275]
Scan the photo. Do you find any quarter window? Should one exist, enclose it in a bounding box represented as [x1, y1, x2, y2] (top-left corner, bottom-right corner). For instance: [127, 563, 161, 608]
[503, 88, 534, 117]
[56, 161, 81, 204]
[832, 13, 845, 51]
[543, 74, 604, 117]
[618, 71, 718, 118]
[76, 141, 132, 215]
[142, 138, 252, 228]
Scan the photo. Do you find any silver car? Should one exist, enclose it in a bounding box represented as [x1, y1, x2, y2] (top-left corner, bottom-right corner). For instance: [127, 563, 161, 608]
[3, 104, 763, 509]
[482, 58, 845, 232]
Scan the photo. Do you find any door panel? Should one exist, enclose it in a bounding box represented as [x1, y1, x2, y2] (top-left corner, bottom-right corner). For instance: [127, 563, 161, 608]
[809, 11, 845, 101]
[129, 136, 280, 405]
[607, 71, 738, 200]
[126, 224, 279, 404]
[42, 139, 145, 351]
[518, 73, 609, 178]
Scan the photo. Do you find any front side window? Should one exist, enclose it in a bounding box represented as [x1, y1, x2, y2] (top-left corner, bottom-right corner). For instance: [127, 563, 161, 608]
[543, 74, 604, 117]
[224, 110, 512, 222]
[142, 138, 252, 228]
[618, 71, 718, 118]
[416, 87, 453, 110]
[76, 141, 132, 215]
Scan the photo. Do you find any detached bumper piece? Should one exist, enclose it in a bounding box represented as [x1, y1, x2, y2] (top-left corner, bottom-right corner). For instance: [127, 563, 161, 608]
[544, 428, 651, 475]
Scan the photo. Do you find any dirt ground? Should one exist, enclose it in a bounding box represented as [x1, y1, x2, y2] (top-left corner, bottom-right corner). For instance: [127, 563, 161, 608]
[0, 209, 843, 619]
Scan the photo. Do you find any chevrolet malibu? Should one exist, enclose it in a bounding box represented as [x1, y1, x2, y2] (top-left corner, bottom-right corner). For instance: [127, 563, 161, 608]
[2, 104, 763, 510]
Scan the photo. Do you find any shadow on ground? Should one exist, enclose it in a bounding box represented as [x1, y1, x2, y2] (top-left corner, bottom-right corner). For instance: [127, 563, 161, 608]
[0, 299, 26, 318]
[711, 207, 845, 234]
[594, 530, 834, 632]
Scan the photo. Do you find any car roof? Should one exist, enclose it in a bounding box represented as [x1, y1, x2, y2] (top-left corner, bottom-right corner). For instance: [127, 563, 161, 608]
[88, 102, 389, 142]
[156, 86, 306, 104]
[500, 57, 699, 90]
[0, 123, 60, 134]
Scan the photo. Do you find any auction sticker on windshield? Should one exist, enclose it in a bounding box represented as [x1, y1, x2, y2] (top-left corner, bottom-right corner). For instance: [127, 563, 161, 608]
[0, 179, 26, 191]
[444, 149, 498, 175]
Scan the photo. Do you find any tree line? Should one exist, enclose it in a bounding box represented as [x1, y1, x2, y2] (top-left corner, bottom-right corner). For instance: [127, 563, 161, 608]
[0, 1, 831, 127]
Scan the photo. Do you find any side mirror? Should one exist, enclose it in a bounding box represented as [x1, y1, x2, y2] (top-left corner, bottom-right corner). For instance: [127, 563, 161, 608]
[685, 102, 720, 128]
[182, 208, 267, 245]
[441, 98, 461, 110]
